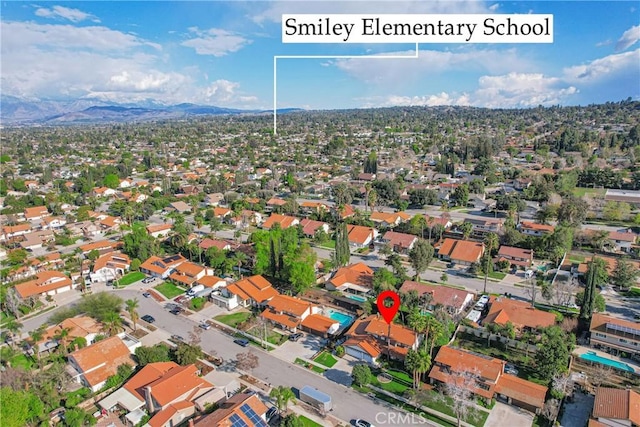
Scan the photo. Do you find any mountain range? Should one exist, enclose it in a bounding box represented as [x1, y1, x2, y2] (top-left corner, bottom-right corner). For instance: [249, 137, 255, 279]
[0, 96, 302, 125]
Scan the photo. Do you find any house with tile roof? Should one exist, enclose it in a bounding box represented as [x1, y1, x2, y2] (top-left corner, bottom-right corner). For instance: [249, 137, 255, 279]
[146, 223, 173, 239]
[212, 275, 278, 310]
[261, 213, 299, 230]
[483, 297, 556, 334]
[165, 201, 191, 214]
[168, 261, 212, 287]
[41, 215, 67, 230]
[464, 218, 504, 235]
[67, 335, 139, 392]
[98, 362, 215, 427]
[399, 281, 475, 315]
[1, 223, 32, 241]
[346, 224, 377, 248]
[199, 238, 233, 251]
[33, 316, 103, 355]
[14, 271, 75, 299]
[193, 392, 269, 427]
[590, 387, 640, 427]
[378, 231, 418, 254]
[429, 346, 547, 413]
[299, 218, 330, 238]
[344, 314, 419, 362]
[332, 204, 355, 220]
[260, 294, 320, 333]
[326, 262, 374, 297]
[497, 246, 534, 268]
[79, 239, 119, 255]
[24, 205, 51, 221]
[437, 238, 485, 266]
[608, 230, 638, 253]
[300, 314, 341, 338]
[589, 313, 640, 360]
[518, 221, 555, 236]
[140, 254, 187, 279]
[90, 252, 130, 283]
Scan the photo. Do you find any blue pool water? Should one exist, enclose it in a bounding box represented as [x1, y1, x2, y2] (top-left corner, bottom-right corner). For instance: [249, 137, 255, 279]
[580, 351, 635, 372]
[347, 294, 367, 303]
[326, 309, 355, 326]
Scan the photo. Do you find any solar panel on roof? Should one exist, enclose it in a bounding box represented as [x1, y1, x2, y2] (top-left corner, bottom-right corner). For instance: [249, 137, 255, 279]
[229, 413, 249, 427]
[240, 403, 268, 427]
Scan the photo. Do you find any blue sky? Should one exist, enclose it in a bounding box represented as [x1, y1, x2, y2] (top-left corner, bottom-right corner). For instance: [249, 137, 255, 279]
[1, 1, 639, 109]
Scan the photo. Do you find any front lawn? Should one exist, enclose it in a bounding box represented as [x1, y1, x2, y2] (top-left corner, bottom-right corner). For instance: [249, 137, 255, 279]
[299, 416, 323, 427]
[488, 271, 506, 280]
[318, 240, 336, 249]
[294, 358, 326, 374]
[215, 311, 251, 328]
[154, 282, 184, 299]
[313, 351, 338, 368]
[118, 271, 145, 286]
[11, 354, 34, 370]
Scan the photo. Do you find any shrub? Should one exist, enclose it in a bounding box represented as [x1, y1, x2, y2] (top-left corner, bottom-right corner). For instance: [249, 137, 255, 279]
[335, 345, 345, 357]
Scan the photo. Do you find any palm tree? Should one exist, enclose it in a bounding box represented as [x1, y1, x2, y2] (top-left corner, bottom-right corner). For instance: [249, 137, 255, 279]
[232, 251, 248, 279]
[269, 386, 296, 414]
[54, 327, 71, 354]
[483, 232, 499, 294]
[125, 299, 140, 332]
[103, 312, 124, 336]
[427, 319, 445, 358]
[4, 319, 23, 349]
[405, 348, 432, 390]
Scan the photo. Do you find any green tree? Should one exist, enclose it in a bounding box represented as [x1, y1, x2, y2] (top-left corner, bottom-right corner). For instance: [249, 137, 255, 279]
[579, 257, 607, 326]
[535, 326, 575, 381]
[364, 151, 378, 174]
[459, 221, 473, 239]
[125, 299, 139, 332]
[408, 239, 434, 280]
[373, 267, 398, 294]
[452, 184, 470, 207]
[483, 232, 499, 293]
[281, 414, 304, 427]
[62, 408, 96, 427]
[575, 290, 606, 313]
[102, 312, 124, 336]
[103, 173, 120, 189]
[269, 386, 296, 414]
[405, 348, 432, 389]
[334, 222, 351, 268]
[135, 344, 171, 366]
[351, 364, 372, 386]
[611, 257, 639, 291]
[557, 195, 588, 226]
[173, 342, 202, 365]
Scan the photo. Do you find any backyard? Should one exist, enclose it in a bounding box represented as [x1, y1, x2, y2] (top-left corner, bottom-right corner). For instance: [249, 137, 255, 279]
[215, 311, 252, 328]
[153, 282, 185, 299]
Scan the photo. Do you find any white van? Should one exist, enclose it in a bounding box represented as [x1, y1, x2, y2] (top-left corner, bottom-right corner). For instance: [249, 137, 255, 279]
[187, 284, 205, 296]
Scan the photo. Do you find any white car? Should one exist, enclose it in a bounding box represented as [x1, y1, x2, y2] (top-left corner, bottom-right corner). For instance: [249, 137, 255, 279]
[355, 420, 375, 427]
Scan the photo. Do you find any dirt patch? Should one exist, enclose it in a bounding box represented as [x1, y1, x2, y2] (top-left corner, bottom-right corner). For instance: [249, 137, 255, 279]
[195, 360, 214, 376]
[130, 329, 148, 339]
[147, 289, 165, 302]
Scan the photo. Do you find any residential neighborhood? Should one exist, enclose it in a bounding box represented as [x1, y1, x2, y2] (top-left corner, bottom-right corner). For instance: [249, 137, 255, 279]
[2, 99, 640, 427]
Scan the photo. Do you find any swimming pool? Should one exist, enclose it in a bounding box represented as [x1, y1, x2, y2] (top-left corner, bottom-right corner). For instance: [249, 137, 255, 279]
[346, 294, 367, 303]
[326, 309, 355, 327]
[580, 351, 635, 373]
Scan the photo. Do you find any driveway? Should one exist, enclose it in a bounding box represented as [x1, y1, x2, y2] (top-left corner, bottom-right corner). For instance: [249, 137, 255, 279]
[560, 390, 594, 427]
[484, 402, 534, 427]
[270, 333, 325, 362]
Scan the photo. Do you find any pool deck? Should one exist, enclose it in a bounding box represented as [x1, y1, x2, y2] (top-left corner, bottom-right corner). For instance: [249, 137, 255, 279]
[573, 346, 640, 374]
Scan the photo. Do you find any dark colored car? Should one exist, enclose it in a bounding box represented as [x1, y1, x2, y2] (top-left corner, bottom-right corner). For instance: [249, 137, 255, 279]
[288, 332, 303, 342]
[142, 292, 151, 298]
[171, 335, 185, 342]
[265, 407, 278, 422]
[234, 338, 249, 347]
[141, 315, 155, 323]
[170, 308, 182, 315]
[142, 277, 156, 284]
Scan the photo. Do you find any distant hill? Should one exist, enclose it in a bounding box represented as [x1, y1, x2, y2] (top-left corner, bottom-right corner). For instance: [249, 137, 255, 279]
[0, 96, 303, 125]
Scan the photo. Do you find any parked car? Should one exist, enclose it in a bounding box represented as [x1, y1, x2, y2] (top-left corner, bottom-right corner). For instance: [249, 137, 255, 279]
[199, 322, 211, 330]
[106, 280, 114, 286]
[265, 407, 278, 422]
[505, 364, 519, 375]
[355, 420, 374, 427]
[171, 335, 185, 342]
[142, 292, 151, 298]
[234, 338, 249, 347]
[142, 277, 156, 284]
[170, 308, 182, 315]
[288, 332, 303, 342]
[141, 315, 155, 323]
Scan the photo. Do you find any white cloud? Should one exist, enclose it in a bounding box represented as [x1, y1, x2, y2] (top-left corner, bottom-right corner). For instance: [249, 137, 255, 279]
[182, 28, 251, 56]
[252, 0, 491, 24]
[34, 5, 100, 23]
[488, 3, 500, 11]
[563, 49, 640, 83]
[335, 48, 534, 85]
[615, 25, 640, 51]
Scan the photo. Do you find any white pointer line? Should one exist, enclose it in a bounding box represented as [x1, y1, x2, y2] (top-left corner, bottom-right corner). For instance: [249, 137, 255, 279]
[273, 43, 420, 135]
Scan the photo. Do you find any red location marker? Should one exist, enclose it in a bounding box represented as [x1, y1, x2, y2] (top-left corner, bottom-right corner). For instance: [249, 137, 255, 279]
[377, 290, 401, 324]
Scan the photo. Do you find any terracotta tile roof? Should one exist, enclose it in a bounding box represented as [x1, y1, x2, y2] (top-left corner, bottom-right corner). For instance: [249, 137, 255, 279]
[14, 271, 73, 298]
[69, 336, 135, 387]
[299, 218, 328, 236]
[213, 207, 232, 217]
[588, 419, 609, 427]
[41, 316, 102, 343]
[173, 261, 205, 277]
[334, 204, 355, 219]
[147, 364, 213, 407]
[3, 223, 32, 234]
[495, 373, 547, 410]
[362, 316, 417, 347]
[261, 309, 299, 329]
[196, 276, 225, 288]
[140, 254, 187, 276]
[343, 337, 382, 358]
[146, 223, 173, 234]
[124, 362, 179, 401]
[262, 213, 298, 230]
[382, 231, 418, 250]
[266, 197, 287, 206]
[593, 387, 640, 425]
[438, 238, 485, 264]
[301, 314, 339, 335]
[265, 294, 312, 317]
[148, 402, 195, 427]
[399, 281, 474, 312]
[483, 298, 556, 330]
[25, 206, 49, 217]
[226, 275, 279, 304]
[329, 263, 374, 290]
[608, 231, 638, 242]
[93, 252, 130, 273]
[199, 238, 230, 250]
[590, 313, 640, 336]
[194, 393, 268, 427]
[80, 240, 117, 253]
[497, 246, 533, 261]
[346, 225, 375, 245]
[519, 221, 555, 234]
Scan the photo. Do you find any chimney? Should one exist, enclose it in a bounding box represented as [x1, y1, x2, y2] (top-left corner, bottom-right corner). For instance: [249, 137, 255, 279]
[144, 386, 155, 413]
